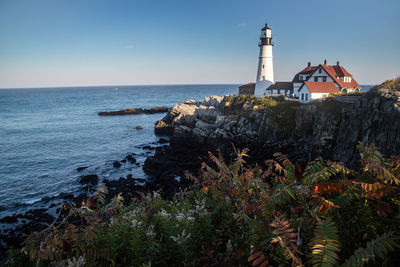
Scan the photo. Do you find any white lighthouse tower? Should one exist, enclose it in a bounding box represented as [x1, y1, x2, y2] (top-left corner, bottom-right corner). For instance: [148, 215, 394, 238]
[255, 24, 274, 96]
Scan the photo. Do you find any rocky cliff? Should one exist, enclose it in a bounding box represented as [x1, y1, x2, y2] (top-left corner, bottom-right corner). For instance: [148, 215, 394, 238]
[145, 91, 400, 178]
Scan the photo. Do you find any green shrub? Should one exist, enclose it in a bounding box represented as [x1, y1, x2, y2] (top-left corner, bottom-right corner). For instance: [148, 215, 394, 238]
[6, 145, 400, 266]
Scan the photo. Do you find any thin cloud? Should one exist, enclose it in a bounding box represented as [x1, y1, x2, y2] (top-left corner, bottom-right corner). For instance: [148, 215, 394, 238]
[124, 45, 134, 49]
[237, 23, 247, 27]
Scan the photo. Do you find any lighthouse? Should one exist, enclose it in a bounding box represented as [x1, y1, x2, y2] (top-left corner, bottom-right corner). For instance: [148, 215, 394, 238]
[255, 24, 274, 96]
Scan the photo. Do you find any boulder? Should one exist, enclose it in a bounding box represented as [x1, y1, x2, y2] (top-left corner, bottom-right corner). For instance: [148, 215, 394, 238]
[79, 174, 98, 185]
[76, 166, 88, 172]
[136, 125, 143, 130]
[113, 161, 122, 168]
[125, 155, 136, 164]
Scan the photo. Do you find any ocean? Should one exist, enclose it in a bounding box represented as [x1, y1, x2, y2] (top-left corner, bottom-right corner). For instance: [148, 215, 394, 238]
[0, 84, 238, 220]
[0, 84, 373, 221]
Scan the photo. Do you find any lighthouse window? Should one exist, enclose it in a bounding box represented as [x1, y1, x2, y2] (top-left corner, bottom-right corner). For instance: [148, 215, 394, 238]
[263, 65, 265, 69]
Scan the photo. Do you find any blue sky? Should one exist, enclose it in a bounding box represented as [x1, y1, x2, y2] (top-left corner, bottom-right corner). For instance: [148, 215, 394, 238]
[0, 0, 399, 88]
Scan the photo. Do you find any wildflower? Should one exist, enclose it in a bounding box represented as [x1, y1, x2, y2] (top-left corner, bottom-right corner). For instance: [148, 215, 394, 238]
[67, 255, 86, 267]
[159, 208, 170, 218]
[176, 213, 185, 222]
[146, 225, 155, 237]
[170, 229, 191, 245]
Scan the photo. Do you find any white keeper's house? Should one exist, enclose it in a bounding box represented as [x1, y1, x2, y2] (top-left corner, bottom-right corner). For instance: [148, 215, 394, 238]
[266, 60, 361, 102]
[292, 60, 361, 102]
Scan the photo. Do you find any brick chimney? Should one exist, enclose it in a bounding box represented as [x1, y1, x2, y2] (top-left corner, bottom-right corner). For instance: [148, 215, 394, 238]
[324, 59, 327, 65]
[307, 62, 311, 67]
[337, 61, 340, 66]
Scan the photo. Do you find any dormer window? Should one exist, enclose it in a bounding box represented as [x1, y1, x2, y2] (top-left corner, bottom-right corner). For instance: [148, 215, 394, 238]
[343, 76, 352, 82]
[299, 76, 303, 81]
[318, 68, 321, 73]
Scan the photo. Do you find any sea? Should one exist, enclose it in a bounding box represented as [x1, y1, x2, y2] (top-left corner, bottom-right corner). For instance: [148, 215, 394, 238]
[0, 84, 238, 221]
[0, 84, 373, 222]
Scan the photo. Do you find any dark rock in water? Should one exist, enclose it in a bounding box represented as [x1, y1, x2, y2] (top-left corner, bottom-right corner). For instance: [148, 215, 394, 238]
[127, 174, 133, 178]
[98, 107, 169, 116]
[142, 145, 155, 150]
[79, 174, 98, 185]
[113, 161, 122, 168]
[121, 159, 127, 163]
[0, 216, 18, 224]
[76, 166, 88, 172]
[125, 155, 136, 164]
[136, 125, 143, 130]
[135, 163, 140, 166]
[158, 138, 169, 144]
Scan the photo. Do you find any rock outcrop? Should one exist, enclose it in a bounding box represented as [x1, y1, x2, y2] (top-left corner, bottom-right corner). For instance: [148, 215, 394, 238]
[151, 92, 400, 171]
[99, 107, 169, 116]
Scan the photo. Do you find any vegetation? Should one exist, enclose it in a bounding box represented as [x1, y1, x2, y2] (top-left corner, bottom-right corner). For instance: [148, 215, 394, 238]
[372, 75, 400, 91]
[5, 144, 400, 266]
[223, 95, 288, 114]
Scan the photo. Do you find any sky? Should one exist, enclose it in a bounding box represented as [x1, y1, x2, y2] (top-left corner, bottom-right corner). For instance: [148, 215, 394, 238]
[0, 0, 399, 88]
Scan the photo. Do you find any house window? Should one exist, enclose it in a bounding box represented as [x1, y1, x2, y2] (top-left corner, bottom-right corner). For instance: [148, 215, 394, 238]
[305, 94, 308, 101]
[323, 76, 327, 82]
[318, 68, 321, 73]
[301, 93, 304, 100]
[314, 77, 318, 82]
[299, 76, 303, 81]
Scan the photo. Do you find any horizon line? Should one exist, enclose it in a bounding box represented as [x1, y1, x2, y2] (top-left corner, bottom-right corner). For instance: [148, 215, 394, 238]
[0, 82, 245, 90]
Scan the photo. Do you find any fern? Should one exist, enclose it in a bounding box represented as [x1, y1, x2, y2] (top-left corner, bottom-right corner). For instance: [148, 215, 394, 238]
[310, 218, 340, 267]
[311, 194, 340, 214]
[342, 232, 398, 267]
[248, 245, 269, 267]
[272, 183, 296, 205]
[273, 152, 295, 182]
[358, 142, 400, 185]
[303, 160, 340, 186]
[270, 216, 303, 266]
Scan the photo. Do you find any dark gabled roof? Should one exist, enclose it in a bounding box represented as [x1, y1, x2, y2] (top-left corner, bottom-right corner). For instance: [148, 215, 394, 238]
[292, 66, 317, 83]
[303, 81, 340, 93]
[261, 24, 271, 31]
[266, 82, 293, 90]
[239, 83, 256, 89]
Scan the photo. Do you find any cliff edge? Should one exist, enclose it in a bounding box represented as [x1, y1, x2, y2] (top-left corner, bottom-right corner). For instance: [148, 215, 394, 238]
[146, 92, 400, 178]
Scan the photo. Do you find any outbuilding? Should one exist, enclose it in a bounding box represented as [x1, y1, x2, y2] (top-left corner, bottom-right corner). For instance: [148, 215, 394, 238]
[238, 83, 256, 96]
[298, 81, 340, 103]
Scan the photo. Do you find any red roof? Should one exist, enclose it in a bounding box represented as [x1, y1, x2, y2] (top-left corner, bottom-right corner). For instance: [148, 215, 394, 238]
[303, 81, 340, 93]
[320, 65, 360, 89]
[292, 66, 316, 83]
[239, 83, 256, 89]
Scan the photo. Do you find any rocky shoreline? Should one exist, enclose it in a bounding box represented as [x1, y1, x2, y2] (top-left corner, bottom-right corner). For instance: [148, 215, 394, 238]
[2, 90, 400, 259]
[0, 138, 189, 259]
